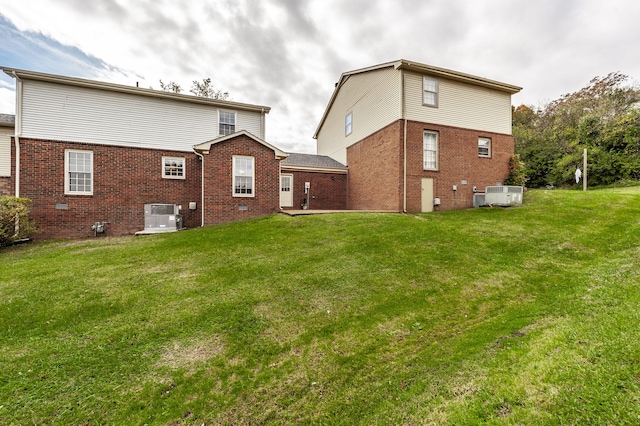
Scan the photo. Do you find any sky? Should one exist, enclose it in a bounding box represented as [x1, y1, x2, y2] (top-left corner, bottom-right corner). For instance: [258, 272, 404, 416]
[0, 0, 639, 154]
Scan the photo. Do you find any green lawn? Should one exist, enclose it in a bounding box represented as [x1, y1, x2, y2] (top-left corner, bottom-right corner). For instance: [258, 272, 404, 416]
[1, 188, 640, 425]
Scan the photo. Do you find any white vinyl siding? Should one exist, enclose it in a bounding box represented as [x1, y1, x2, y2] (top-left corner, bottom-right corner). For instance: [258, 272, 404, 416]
[0, 126, 12, 177]
[404, 72, 513, 135]
[316, 66, 402, 164]
[20, 80, 265, 152]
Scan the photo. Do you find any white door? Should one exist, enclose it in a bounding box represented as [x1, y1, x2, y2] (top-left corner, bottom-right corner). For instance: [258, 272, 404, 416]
[421, 178, 434, 212]
[280, 174, 293, 207]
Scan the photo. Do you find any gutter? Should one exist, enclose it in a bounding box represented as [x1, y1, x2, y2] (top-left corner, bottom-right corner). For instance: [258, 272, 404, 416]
[402, 71, 407, 213]
[193, 150, 205, 227]
[12, 71, 22, 198]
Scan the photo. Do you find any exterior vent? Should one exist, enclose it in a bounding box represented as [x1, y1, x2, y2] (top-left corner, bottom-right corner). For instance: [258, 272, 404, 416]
[144, 204, 183, 232]
[483, 186, 523, 207]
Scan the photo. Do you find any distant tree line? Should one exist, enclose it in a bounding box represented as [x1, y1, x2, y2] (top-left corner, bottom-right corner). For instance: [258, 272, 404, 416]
[513, 72, 640, 188]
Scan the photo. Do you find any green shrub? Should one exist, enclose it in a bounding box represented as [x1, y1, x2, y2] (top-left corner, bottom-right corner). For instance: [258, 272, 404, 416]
[0, 196, 36, 246]
[504, 154, 527, 187]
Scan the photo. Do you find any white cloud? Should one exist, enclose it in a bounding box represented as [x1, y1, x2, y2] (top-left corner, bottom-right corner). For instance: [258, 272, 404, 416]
[1, 0, 640, 151]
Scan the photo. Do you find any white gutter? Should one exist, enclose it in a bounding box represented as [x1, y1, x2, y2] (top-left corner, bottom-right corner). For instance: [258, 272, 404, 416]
[402, 71, 407, 213]
[194, 150, 205, 227]
[12, 71, 22, 198]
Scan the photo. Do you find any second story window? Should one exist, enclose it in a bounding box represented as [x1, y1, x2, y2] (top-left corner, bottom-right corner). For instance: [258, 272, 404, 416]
[423, 76, 438, 107]
[345, 112, 352, 136]
[219, 111, 236, 136]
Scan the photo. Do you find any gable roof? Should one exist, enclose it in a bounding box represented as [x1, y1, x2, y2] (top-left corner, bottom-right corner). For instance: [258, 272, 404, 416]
[193, 130, 288, 159]
[2, 67, 271, 114]
[281, 153, 346, 169]
[314, 59, 522, 138]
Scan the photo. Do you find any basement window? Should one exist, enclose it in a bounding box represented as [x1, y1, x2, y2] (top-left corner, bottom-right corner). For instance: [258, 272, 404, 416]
[65, 149, 93, 195]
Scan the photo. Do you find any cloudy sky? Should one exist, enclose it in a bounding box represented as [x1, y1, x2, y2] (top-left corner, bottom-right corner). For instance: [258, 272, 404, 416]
[0, 0, 638, 153]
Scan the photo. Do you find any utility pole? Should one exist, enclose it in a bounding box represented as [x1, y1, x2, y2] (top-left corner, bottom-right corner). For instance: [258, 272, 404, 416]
[583, 148, 588, 191]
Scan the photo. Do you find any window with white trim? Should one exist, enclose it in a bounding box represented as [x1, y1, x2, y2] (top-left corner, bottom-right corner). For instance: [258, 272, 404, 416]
[65, 149, 93, 195]
[162, 156, 185, 179]
[423, 76, 438, 107]
[423, 131, 438, 170]
[478, 137, 491, 157]
[233, 155, 254, 197]
[219, 111, 236, 136]
[345, 112, 352, 136]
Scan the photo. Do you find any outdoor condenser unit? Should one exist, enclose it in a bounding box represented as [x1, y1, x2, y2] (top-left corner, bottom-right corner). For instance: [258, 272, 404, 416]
[483, 186, 524, 207]
[144, 204, 183, 231]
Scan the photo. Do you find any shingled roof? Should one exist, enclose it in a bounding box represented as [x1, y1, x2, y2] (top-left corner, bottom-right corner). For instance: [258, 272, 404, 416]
[281, 153, 346, 169]
[0, 113, 15, 125]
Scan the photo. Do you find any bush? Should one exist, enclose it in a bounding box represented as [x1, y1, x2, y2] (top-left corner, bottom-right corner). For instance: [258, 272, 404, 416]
[0, 196, 36, 247]
[504, 154, 527, 187]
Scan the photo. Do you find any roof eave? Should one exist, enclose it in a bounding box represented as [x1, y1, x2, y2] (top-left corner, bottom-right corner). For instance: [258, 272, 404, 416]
[1, 67, 271, 113]
[193, 130, 288, 159]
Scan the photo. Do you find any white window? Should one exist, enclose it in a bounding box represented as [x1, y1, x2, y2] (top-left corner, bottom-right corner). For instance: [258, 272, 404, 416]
[423, 131, 438, 170]
[65, 149, 93, 195]
[233, 156, 254, 197]
[219, 111, 236, 136]
[423, 76, 438, 107]
[162, 156, 185, 179]
[345, 112, 353, 136]
[478, 137, 491, 157]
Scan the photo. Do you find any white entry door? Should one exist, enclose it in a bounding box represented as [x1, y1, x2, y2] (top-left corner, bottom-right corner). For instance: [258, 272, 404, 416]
[421, 178, 434, 212]
[280, 174, 293, 207]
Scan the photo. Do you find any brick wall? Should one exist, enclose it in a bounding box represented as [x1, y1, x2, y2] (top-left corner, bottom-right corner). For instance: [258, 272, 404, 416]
[344, 119, 514, 212]
[0, 177, 10, 196]
[201, 134, 281, 225]
[17, 138, 201, 239]
[405, 120, 514, 212]
[282, 170, 347, 210]
[346, 121, 404, 211]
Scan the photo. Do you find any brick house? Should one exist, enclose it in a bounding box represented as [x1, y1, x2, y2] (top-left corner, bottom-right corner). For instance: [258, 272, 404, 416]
[2, 67, 290, 239]
[314, 59, 522, 212]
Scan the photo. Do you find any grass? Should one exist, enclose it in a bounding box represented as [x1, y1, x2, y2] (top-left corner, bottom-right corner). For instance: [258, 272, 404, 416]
[1, 187, 640, 424]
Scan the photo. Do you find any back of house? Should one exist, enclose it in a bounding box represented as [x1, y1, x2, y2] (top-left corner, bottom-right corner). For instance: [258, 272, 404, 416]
[314, 59, 521, 212]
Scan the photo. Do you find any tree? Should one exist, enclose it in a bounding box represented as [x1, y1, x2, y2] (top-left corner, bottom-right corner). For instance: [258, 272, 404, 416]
[190, 78, 229, 100]
[159, 80, 182, 93]
[513, 73, 640, 187]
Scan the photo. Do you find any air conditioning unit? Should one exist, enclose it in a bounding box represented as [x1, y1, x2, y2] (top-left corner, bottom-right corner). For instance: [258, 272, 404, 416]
[483, 186, 523, 207]
[144, 204, 183, 232]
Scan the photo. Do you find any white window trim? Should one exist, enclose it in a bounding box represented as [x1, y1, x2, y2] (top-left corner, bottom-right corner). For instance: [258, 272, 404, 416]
[423, 131, 439, 170]
[219, 110, 237, 136]
[162, 156, 186, 179]
[64, 149, 93, 195]
[345, 112, 353, 136]
[232, 155, 255, 198]
[478, 137, 491, 157]
[423, 76, 439, 107]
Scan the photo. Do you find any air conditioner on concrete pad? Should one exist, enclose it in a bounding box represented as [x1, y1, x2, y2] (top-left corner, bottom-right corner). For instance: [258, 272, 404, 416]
[143, 204, 183, 232]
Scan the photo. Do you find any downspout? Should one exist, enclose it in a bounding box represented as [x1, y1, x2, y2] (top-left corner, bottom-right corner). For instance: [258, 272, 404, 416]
[260, 108, 265, 139]
[194, 150, 205, 227]
[402, 71, 407, 213]
[12, 71, 22, 198]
